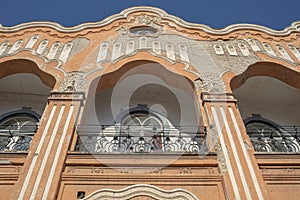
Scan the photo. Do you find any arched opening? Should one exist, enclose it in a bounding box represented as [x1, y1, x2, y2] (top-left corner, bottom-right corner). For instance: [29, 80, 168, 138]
[82, 184, 199, 200]
[76, 61, 206, 153]
[231, 62, 300, 152]
[0, 59, 55, 151]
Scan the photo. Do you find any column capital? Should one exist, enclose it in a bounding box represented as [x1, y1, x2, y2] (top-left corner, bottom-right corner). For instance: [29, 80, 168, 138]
[201, 92, 237, 103]
[48, 91, 85, 102]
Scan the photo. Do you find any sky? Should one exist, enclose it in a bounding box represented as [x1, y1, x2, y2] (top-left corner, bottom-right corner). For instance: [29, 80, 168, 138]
[0, 0, 299, 30]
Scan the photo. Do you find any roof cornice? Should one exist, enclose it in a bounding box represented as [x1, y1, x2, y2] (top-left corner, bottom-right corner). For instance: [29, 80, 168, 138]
[0, 6, 299, 36]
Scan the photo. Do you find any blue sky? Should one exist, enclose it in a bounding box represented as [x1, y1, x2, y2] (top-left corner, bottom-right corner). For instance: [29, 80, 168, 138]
[0, 0, 299, 30]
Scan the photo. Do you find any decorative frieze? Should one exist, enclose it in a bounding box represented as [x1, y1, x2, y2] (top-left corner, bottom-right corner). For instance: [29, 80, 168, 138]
[63, 166, 218, 176]
[25, 35, 39, 49]
[59, 42, 73, 63]
[36, 40, 48, 55]
[226, 44, 238, 56]
[262, 42, 276, 56]
[246, 38, 261, 51]
[139, 37, 147, 49]
[213, 44, 224, 55]
[7, 39, 23, 54]
[288, 45, 300, 62]
[111, 43, 122, 60]
[166, 43, 175, 60]
[238, 43, 250, 56]
[91, 168, 104, 174]
[96, 42, 109, 63]
[47, 42, 60, 59]
[126, 41, 135, 54]
[276, 45, 294, 62]
[0, 41, 9, 56]
[179, 44, 190, 62]
[152, 41, 161, 55]
[179, 168, 192, 175]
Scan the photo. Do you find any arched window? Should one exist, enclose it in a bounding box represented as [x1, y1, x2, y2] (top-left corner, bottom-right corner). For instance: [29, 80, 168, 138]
[119, 110, 164, 152]
[0, 110, 39, 151]
[76, 105, 206, 153]
[245, 115, 300, 152]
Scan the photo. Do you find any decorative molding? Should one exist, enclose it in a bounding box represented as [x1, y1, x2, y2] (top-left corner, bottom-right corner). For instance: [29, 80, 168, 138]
[59, 42, 73, 63]
[226, 44, 238, 56]
[25, 34, 39, 49]
[0, 41, 9, 55]
[7, 39, 23, 54]
[238, 43, 250, 56]
[47, 41, 61, 60]
[91, 168, 104, 174]
[0, 6, 299, 38]
[245, 38, 261, 51]
[36, 39, 48, 55]
[288, 44, 300, 61]
[276, 45, 294, 62]
[213, 44, 224, 55]
[201, 92, 237, 103]
[96, 42, 109, 63]
[180, 168, 192, 175]
[58, 72, 86, 92]
[201, 73, 227, 93]
[262, 42, 276, 56]
[49, 91, 85, 101]
[83, 184, 199, 200]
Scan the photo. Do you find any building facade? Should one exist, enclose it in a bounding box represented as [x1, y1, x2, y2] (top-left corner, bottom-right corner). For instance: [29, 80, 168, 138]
[0, 6, 300, 200]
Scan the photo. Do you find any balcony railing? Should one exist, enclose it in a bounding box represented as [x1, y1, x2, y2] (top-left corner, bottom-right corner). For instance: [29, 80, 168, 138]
[0, 128, 36, 151]
[75, 125, 207, 153]
[247, 126, 300, 152]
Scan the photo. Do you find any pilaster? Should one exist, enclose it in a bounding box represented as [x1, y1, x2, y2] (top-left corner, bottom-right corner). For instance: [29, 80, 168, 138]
[13, 91, 84, 200]
[202, 92, 269, 200]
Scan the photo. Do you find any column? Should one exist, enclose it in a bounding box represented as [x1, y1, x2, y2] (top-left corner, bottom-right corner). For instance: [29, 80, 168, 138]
[202, 92, 269, 200]
[13, 91, 84, 200]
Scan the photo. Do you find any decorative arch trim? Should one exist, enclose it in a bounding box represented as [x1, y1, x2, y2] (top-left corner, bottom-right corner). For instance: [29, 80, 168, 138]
[86, 52, 200, 83]
[243, 114, 283, 129]
[0, 57, 60, 89]
[0, 107, 40, 122]
[83, 184, 199, 200]
[229, 61, 300, 90]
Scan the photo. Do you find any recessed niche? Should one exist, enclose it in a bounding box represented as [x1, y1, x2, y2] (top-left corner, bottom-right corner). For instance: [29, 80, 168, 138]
[129, 26, 158, 34]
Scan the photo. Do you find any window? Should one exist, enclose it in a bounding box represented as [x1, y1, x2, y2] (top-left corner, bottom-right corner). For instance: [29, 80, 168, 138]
[76, 105, 206, 153]
[119, 112, 164, 152]
[245, 115, 300, 152]
[0, 112, 38, 151]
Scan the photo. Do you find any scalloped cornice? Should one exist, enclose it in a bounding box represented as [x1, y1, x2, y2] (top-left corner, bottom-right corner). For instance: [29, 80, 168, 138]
[0, 6, 300, 36]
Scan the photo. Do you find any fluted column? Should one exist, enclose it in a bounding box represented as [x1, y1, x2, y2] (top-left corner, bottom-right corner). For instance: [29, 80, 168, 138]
[13, 91, 84, 200]
[202, 92, 269, 200]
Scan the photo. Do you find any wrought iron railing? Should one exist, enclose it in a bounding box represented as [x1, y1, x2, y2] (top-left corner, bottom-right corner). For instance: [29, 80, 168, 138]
[75, 125, 207, 153]
[246, 126, 300, 152]
[0, 127, 36, 151]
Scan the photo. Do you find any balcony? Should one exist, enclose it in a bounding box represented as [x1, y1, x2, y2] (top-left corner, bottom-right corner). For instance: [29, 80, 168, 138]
[246, 126, 300, 152]
[75, 125, 207, 153]
[0, 129, 35, 151]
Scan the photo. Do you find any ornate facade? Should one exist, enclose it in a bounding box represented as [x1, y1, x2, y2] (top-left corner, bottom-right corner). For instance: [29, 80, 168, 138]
[0, 6, 300, 200]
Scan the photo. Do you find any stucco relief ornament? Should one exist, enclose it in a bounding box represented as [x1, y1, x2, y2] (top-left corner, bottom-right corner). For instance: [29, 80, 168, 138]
[135, 14, 161, 26]
[59, 72, 86, 92]
[201, 73, 226, 92]
[119, 14, 162, 37]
